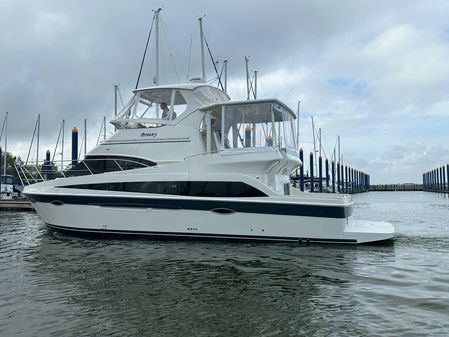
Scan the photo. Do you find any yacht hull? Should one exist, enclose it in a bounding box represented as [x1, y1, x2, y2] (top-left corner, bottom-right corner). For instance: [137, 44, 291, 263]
[30, 199, 394, 244]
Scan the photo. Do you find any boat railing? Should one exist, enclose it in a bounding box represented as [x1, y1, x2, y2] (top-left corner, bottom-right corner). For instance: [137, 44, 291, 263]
[15, 158, 151, 187]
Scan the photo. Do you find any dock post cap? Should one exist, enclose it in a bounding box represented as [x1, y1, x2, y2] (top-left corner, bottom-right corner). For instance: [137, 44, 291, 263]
[72, 126, 78, 132]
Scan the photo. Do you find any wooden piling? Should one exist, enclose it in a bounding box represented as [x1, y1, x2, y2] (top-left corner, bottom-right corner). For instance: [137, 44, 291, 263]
[310, 152, 314, 192]
[331, 161, 336, 193]
[336, 162, 340, 193]
[318, 156, 323, 192]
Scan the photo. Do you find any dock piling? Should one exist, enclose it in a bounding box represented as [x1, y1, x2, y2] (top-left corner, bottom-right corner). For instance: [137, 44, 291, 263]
[319, 156, 323, 192]
[310, 152, 314, 192]
[71, 127, 78, 167]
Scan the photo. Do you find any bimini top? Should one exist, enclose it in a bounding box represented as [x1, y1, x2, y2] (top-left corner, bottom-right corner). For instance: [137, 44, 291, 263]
[111, 84, 230, 129]
[198, 98, 298, 153]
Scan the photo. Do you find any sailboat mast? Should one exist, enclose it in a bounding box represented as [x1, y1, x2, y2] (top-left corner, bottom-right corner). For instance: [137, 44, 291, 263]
[61, 119, 65, 170]
[338, 135, 341, 163]
[114, 84, 118, 132]
[3, 112, 7, 177]
[296, 101, 300, 150]
[311, 116, 317, 173]
[319, 128, 322, 158]
[84, 118, 87, 157]
[199, 16, 206, 82]
[36, 114, 40, 166]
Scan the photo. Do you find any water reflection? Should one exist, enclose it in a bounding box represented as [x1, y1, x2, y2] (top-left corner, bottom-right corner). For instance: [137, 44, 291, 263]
[23, 226, 386, 336]
[2, 192, 449, 336]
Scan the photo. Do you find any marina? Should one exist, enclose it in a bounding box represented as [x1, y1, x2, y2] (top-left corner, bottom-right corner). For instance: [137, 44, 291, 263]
[423, 164, 449, 193]
[1, 2, 449, 336]
[1, 191, 448, 336]
[0, 200, 33, 211]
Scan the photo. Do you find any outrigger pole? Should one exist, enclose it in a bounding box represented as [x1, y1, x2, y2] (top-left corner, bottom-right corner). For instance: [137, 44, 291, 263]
[199, 16, 206, 82]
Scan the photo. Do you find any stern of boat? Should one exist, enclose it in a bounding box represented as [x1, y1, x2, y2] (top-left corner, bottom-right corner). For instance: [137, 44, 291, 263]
[344, 218, 395, 243]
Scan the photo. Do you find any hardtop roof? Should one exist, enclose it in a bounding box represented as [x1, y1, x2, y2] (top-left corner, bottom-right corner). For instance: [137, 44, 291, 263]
[133, 82, 226, 93]
[199, 98, 297, 119]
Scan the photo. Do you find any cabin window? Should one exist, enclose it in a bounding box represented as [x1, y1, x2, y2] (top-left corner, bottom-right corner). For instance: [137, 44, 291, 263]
[68, 156, 156, 177]
[170, 90, 188, 119]
[59, 181, 267, 197]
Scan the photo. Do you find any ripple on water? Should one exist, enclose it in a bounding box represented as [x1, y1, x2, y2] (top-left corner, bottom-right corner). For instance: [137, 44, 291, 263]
[1, 193, 449, 336]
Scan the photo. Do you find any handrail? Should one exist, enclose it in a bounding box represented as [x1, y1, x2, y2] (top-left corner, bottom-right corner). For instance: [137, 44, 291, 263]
[15, 157, 152, 186]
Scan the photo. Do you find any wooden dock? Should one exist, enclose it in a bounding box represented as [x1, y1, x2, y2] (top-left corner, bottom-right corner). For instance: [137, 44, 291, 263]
[0, 200, 34, 211]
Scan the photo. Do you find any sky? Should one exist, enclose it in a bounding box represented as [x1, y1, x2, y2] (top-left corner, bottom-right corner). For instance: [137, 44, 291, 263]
[1, 0, 449, 184]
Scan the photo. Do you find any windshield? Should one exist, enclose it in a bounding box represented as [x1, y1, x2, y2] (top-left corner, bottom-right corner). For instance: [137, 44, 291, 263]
[200, 101, 296, 152]
[112, 88, 187, 129]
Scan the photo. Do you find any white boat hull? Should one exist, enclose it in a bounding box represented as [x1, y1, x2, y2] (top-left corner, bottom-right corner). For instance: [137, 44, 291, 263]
[31, 201, 394, 244]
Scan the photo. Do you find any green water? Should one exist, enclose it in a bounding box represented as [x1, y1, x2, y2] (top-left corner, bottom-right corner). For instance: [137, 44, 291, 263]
[1, 192, 448, 336]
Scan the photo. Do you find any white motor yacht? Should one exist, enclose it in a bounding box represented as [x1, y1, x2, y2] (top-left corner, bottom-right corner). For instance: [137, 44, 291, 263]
[22, 83, 394, 244]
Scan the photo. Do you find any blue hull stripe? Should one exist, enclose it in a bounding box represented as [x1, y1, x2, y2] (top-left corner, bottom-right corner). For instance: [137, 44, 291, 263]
[27, 193, 352, 218]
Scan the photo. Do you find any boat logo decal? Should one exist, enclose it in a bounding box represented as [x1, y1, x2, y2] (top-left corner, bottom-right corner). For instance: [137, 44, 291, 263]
[140, 132, 157, 138]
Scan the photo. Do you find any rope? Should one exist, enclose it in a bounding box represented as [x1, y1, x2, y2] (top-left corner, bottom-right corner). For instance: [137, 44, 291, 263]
[161, 18, 181, 82]
[117, 87, 125, 107]
[135, 13, 156, 89]
[203, 34, 224, 90]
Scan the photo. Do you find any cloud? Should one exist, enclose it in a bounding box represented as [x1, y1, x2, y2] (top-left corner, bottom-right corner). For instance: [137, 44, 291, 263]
[1, 0, 449, 184]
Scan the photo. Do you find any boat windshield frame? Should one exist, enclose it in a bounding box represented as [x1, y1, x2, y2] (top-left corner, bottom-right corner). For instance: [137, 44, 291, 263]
[110, 85, 230, 129]
[199, 99, 297, 154]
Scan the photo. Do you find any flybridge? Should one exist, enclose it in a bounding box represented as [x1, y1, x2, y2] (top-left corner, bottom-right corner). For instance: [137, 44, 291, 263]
[110, 84, 229, 129]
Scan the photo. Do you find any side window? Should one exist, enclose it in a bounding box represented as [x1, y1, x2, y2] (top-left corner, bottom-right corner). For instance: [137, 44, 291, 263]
[170, 90, 187, 119]
[59, 181, 267, 197]
[67, 156, 156, 177]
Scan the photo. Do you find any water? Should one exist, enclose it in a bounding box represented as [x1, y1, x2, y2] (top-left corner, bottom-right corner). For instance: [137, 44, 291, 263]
[1, 192, 448, 336]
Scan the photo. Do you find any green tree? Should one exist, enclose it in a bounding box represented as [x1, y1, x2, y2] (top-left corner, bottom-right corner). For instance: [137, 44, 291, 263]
[0, 150, 18, 177]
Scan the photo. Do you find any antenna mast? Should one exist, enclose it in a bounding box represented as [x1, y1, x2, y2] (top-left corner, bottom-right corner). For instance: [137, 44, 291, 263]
[154, 8, 162, 86]
[223, 60, 228, 93]
[245, 56, 250, 100]
[199, 16, 206, 82]
[311, 116, 317, 174]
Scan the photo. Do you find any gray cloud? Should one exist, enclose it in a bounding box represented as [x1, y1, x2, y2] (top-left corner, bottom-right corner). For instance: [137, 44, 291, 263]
[1, 0, 449, 183]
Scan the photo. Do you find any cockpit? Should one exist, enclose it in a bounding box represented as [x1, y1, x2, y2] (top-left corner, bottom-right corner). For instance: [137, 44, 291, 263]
[111, 84, 230, 129]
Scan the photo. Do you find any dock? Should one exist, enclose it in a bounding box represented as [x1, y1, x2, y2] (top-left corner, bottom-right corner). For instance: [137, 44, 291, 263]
[0, 200, 34, 211]
[370, 184, 423, 191]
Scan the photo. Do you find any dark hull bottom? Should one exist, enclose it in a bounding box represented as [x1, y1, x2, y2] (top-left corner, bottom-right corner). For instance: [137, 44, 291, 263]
[46, 223, 358, 244]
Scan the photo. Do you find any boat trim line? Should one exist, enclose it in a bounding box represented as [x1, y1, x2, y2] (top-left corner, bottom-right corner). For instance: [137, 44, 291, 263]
[45, 223, 358, 244]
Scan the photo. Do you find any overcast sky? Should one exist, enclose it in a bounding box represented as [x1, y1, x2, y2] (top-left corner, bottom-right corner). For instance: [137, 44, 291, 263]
[1, 0, 449, 183]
